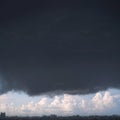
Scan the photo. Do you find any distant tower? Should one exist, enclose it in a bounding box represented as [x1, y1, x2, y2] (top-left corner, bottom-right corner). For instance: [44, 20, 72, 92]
[1, 112, 6, 118]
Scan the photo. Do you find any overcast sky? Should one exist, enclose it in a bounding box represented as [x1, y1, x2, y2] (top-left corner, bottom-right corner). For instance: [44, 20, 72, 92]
[0, 0, 120, 116]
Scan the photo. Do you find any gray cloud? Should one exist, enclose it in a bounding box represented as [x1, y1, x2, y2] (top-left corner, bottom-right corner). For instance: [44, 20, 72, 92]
[0, 1, 120, 95]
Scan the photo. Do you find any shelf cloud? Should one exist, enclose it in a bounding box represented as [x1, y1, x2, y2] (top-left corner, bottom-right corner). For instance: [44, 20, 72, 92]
[0, 0, 120, 95]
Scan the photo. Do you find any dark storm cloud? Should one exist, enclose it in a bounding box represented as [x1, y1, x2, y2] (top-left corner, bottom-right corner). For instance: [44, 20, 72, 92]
[0, 0, 120, 95]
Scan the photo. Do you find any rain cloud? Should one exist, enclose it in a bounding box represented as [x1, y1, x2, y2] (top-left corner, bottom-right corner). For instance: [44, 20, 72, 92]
[0, 0, 120, 95]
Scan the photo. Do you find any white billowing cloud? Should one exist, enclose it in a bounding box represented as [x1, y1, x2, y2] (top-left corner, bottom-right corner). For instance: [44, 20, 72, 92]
[92, 91, 116, 114]
[0, 89, 120, 116]
[0, 94, 7, 111]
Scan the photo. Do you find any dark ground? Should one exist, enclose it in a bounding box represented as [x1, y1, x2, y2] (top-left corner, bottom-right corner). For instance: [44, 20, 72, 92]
[1, 115, 120, 120]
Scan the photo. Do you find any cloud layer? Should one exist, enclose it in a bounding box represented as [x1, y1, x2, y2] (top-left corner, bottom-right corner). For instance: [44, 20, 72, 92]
[0, 1, 120, 95]
[0, 89, 120, 116]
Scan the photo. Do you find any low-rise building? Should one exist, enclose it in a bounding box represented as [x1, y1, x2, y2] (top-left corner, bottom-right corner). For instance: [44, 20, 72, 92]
[0, 112, 6, 118]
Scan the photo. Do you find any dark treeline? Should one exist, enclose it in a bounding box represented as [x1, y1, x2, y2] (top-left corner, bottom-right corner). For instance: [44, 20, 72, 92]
[1, 115, 120, 120]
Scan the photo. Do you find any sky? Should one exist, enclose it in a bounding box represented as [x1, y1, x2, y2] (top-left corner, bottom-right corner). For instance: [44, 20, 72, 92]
[0, 89, 120, 116]
[0, 0, 120, 116]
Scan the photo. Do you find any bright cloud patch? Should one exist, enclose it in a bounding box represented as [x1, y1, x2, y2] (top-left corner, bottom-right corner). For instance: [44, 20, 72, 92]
[0, 89, 120, 116]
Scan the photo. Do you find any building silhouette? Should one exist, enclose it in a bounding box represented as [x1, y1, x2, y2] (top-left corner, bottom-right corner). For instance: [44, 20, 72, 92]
[0, 112, 6, 118]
